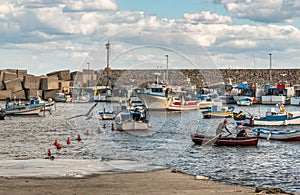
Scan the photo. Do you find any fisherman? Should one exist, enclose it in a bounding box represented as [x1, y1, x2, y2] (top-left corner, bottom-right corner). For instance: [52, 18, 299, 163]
[215, 119, 232, 137]
[236, 122, 249, 137]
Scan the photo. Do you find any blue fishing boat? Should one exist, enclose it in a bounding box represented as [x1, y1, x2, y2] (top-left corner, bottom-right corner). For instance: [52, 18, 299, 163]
[253, 128, 300, 141]
[5, 101, 43, 115]
[241, 107, 300, 126]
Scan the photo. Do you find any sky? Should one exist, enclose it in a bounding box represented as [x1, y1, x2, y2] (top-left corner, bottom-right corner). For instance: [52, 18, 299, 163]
[1, 0, 300, 75]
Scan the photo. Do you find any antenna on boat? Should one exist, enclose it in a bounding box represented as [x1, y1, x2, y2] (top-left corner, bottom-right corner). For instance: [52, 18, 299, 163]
[165, 54, 169, 84]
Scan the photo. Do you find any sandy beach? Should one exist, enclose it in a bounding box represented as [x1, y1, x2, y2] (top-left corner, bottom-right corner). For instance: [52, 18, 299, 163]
[0, 169, 260, 195]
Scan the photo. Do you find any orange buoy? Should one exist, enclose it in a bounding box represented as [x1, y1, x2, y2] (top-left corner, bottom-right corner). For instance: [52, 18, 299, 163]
[67, 137, 71, 145]
[111, 123, 115, 131]
[54, 139, 59, 146]
[103, 124, 106, 129]
[56, 143, 62, 149]
[47, 149, 52, 156]
[77, 134, 82, 142]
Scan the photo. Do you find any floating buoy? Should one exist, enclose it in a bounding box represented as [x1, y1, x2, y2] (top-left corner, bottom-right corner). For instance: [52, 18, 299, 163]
[56, 143, 62, 149]
[77, 134, 82, 142]
[67, 137, 71, 145]
[54, 139, 59, 146]
[103, 124, 106, 129]
[47, 149, 52, 156]
[111, 123, 115, 131]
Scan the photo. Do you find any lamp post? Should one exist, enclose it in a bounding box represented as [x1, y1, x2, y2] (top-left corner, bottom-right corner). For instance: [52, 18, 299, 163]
[269, 53, 272, 84]
[87, 62, 90, 87]
[165, 54, 168, 84]
[105, 41, 110, 69]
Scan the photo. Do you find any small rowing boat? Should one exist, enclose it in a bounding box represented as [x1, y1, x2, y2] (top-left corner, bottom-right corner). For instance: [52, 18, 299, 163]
[191, 133, 259, 146]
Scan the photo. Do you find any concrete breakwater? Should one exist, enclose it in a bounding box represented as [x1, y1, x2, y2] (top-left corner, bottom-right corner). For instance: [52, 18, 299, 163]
[0, 68, 299, 100]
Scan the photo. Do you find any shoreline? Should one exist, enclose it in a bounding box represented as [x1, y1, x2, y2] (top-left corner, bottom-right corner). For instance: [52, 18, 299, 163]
[0, 169, 257, 195]
[0, 159, 295, 195]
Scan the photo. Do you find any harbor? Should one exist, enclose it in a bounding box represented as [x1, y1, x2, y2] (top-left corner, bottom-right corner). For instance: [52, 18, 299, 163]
[0, 101, 300, 194]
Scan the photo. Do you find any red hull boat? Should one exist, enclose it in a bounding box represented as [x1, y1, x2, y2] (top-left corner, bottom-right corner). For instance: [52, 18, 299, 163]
[191, 134, 259, 146]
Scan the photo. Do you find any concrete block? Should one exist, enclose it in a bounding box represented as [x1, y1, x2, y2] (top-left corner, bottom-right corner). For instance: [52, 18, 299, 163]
[0, 90, 12, 100]
[4, 78, 23, 92]
[58, 80, 71, 89]
[12, 90, 26, 100]
[23, 75, 41, 89]
[43, 89, 59, 100]
[17, 70, 27, 80]
[40, 76, 59, 90]
[25, 89, 43, 100]
[47, 70, 71, 81]
[3, 72, 17, 82]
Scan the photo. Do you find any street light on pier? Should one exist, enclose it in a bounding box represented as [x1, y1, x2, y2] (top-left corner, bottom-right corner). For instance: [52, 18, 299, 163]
[87, 62, 90, 87]
[105, 41, 110, 69]
[269, 53, 272, 84]
[165, 54, 168, 84]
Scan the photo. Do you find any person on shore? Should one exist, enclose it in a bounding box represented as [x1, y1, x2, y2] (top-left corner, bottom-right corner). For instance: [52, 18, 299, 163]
[236, 122, 249, 137]
[216, 119, 232, 137]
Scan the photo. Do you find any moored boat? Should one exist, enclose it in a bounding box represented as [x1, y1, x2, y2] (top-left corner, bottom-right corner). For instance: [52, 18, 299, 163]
[167, 96, 199, 111]
[236, 98, 253, 106]
[99, 107, 115, 120]
[4, 102, 43, 115]
[242, 108, 300, 126]
[202, 105, 235, 118]
[0, 108, 5, 120]
[114, 109, 149, 131]
[252, 127, 300, 141]
[191, 133, 259, 146]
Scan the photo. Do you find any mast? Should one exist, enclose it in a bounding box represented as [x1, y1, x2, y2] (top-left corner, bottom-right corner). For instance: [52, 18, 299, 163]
[105, 41, 110, 68]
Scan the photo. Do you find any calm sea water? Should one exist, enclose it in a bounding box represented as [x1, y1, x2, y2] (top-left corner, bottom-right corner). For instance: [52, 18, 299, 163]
[0, 102, 299, 193]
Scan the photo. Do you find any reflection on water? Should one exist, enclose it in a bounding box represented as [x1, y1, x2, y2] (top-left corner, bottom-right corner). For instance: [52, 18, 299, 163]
[0, 102, 299, 193]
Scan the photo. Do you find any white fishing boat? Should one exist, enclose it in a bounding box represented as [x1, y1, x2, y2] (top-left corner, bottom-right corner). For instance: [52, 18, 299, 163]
[4, 102, 43, 115]
[167, 96, 199, 111]
[99, 107, 115, 120]
[290, 84, 300, 105]
[236, 98, 253, 106]
[137, 83, 167, 110]
[241, 106, 300, 126]
[253, 128, 300, 141]
[114, 109, 149, 131]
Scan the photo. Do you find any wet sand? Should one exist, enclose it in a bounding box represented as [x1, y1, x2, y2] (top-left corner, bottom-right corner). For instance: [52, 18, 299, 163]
[0, 169, 267, 195]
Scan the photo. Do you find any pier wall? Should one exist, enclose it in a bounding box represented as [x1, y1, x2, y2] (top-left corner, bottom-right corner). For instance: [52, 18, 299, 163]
[0, 68, 299, 100]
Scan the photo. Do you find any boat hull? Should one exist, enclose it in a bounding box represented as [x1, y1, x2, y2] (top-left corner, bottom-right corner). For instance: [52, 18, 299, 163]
[244, 115, 300, 126]
[137, 93, 167, 110]
[5, 107, 42, 115]
[202, 111, 233, 118]
[191, 134, 259, 146]
[253, 128, 300, 141]
[116, 120, 149, 131]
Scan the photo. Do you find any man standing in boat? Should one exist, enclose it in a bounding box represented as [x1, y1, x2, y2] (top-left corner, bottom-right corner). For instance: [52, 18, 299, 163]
[216, 119, 232, 137]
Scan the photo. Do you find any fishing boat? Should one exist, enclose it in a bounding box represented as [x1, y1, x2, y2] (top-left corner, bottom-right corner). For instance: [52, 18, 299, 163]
[128, 96, 146, 111]
[191, 133, 259, 146]
[0, 108, 5, 120]
[202, 105, 235, 118]
[54, 93, 72, 102]
[236, 98, 253, 106]
[137, 83, 167, 110]
[114, 107, 149, 131]
[167, 96, 199, 111]
[242, 107, 300, 126]
[252, 128, 300, 141]
[29, 96, 55, 111]
[4, 102, 43, 115]
[233, 111, 246, 120]
[99, 107, 115, 120]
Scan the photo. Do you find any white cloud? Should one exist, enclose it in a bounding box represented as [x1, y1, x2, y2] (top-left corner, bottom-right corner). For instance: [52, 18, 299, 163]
[183, 11, 233, 24]
[0, 0, 300, 74]
[219, 0, 300, 23]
